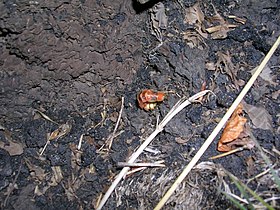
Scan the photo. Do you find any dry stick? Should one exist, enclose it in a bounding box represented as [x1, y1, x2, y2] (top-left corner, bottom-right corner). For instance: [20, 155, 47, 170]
[96, 90, 210, 210]
[154, 35, 280, 210]
[209, 146, 245, 160]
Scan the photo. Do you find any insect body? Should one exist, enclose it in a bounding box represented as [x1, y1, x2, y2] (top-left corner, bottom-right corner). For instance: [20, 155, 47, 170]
[137, 89, 165, 111]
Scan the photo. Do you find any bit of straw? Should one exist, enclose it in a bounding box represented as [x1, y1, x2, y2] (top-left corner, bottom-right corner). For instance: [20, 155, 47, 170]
[126, 167, 147, 177]
[154, 35, 280, 210]
[96, 90, 210, 210]
[117, 160, 165, 168]
[247, 164, 276, 183]
[77, 134, 84, 150]
[100, 97, 124, 152]
[124, 160, 166, 178]
[34, 109, 59, 125]
[225, 192, 250, 204]
[209, 146, 245, 160]
[40, 134, 51, 156]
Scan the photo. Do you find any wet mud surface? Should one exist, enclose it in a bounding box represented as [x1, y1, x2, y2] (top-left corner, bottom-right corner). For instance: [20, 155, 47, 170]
[0, 0, 279, 209]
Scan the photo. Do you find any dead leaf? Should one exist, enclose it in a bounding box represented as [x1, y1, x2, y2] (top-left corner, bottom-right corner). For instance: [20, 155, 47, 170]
[185, 3, 204, 25]
[184, 3, 207, 37]
[206, 13, 238, 39]
[246, 156, 255, 177]
[218, 104, 254, 152]
[49, 123, 72, 141]
[49, 166, 63, 186]
[205, 62, 216, 71]
[34, 185, 50, 196]
[34, 109, 59, 125]
[271, 90, 280, 99]
[182, 30, 206, 49]
[251, 65, 277, 86]
[243, 102, 273, 130]
[25, 158, 46, 181]
[214, 51, 243, 88]
[70, 143, 82, 171]
[175, 137, 189, 144]
[40, 122, 72, 156]
[63, 176, 84, 201]
[216, 51, 236, 80]
[0, 130, 24, 156]
[183, 3, 208, 48]
[150, 2, 168, 42]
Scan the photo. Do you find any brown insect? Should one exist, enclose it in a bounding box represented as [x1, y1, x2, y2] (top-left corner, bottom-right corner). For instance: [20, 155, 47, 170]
[137, 89, 165, 111]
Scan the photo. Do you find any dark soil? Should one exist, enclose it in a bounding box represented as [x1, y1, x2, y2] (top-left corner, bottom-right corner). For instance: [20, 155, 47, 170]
[0, 0, 279, 209]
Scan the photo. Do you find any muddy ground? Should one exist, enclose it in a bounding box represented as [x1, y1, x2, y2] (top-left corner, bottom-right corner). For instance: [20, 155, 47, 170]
[0, 0, 279, 209]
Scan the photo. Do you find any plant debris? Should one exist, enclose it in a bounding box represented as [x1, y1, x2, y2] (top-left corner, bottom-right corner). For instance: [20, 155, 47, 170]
[217, 104, 254, 152]
[205, 13, 238, 39]
[251, 65, 278, 86]
[40, 122, 72, 155]
[150, 2, 168, 42]
[243, 102, 273, 130]
[207, 50, 244, 88]
[0, 0, 279, 209]
[0, 129, 24, 156]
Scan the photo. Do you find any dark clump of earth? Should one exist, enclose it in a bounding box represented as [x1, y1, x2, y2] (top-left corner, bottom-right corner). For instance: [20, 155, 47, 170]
[0, 0, 279, 209]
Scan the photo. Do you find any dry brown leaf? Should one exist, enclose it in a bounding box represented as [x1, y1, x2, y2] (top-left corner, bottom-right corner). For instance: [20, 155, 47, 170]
[246, 156, 256, 177]
[271, 90, 280, 99]
[206, 13, 238, 39]
[214, 51, 243, 88]
[49, 123, 72, 141]
[49, 166, 63, 186]
[0, 130, 24, 156]
[251, 65, 277, 86]
[34, 185, 50, 196]
[185, 3, 205, 25]
[182, 30, 206, 49]
[69, 143, 82, 171]
[175, 137, 189, 144]
[63, 176, 84, 201]
[216, 51, 236, 80]
[205, 61, 216, 71]
[150, 2, 167, 42]
[0, 140, 23, 156]
[218, 104, 254, 152]
[25, 159, 46, 181]
[183, 3, 208, 48]
[243, 102, 273, 130]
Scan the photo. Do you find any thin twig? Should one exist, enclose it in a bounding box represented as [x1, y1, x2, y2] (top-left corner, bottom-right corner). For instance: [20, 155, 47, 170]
[209, 146, 245, 160]
[96, 90, 210, 210]
[154, 35, 280, 210]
